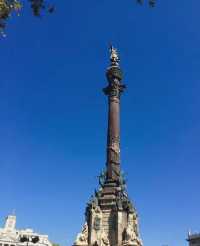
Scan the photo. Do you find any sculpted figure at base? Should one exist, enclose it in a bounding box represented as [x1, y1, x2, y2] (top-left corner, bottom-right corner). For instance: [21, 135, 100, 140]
[91, 206, 103, 245]
[122, 214, 142, 246]
[101, 229, 110, 246]
[74, 222, 88, 246]
[92, 206, 102, 232]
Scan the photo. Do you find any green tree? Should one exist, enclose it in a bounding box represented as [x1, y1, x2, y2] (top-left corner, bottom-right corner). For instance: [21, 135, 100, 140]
[137, 0, 156, 7]
[0, 0, 155, 36]
[0, 0, 54, 36]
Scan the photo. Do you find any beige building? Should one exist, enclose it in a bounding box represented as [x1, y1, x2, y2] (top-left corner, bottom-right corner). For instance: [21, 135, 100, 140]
[0, 215, 52, 246]
[187, 232, 200, 246]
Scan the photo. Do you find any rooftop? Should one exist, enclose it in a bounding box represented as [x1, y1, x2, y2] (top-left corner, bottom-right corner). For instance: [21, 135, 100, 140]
[187, 233, 200, 241]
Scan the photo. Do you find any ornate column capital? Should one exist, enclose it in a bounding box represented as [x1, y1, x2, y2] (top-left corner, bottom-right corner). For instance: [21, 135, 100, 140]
[103, 81, 126, 98]
[103, 45, 126, 98]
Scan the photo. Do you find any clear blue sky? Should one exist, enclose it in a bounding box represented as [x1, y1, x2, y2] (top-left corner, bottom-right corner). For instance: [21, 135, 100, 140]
[0, 1, 200, 246]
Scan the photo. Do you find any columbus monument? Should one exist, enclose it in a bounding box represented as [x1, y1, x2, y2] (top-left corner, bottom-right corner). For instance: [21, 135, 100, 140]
[73, 47, 143, 246]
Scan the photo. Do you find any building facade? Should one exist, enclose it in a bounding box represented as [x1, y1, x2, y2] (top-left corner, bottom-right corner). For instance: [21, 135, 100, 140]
[187, 232, 200, 246]
[0, 215, 52, 246]
[73, 47, 143, 246]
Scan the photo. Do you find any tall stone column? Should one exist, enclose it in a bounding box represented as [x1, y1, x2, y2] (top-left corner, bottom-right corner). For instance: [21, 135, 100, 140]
[73, 46, 143, 246]
[103, 46, 125, 182]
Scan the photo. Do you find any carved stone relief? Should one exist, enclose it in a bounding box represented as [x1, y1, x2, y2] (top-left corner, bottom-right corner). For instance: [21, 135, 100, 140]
[101, 229, 110, 246]
[122, 213, 142, 246]
[74, 222, 88, 246]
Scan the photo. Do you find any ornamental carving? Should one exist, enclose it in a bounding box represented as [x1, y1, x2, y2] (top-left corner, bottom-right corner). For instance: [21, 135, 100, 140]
[107, 147, 120, 164]
[92, 206, 102, 231]
[74, 222, 88, 245]
[98, 170, 106, 187]
[122, 214, 142, 246]
[109, 141, 120, 155]
[103, 80, 125, 98]
[101, 229, 110, 246]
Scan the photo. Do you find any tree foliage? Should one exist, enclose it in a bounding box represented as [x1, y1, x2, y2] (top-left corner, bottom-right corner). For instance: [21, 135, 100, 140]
[0, 0, 54, 36]
[137, 0, 156, 7]
[0, 0, 155, 37]
[0, 0, 21, 35]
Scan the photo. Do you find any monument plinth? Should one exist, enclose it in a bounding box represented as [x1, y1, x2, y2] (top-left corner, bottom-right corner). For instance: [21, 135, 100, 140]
[73, 46, 143, 246]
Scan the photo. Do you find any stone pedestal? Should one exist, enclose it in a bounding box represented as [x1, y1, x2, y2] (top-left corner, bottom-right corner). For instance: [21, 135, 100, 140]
[73, 177, 142, 246]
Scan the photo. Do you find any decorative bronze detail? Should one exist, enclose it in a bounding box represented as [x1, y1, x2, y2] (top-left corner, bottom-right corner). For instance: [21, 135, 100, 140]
[93, 216, 101, 231]
[103, 80, 125, 98]
[98, 169, 106, 187]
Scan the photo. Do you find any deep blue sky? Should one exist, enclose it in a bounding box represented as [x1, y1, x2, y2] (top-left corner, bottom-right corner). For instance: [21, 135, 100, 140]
[0, 0, 200, 246]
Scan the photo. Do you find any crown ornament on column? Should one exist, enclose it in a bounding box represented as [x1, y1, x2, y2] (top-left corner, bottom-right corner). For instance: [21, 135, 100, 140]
[104, 45, 126, 97]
